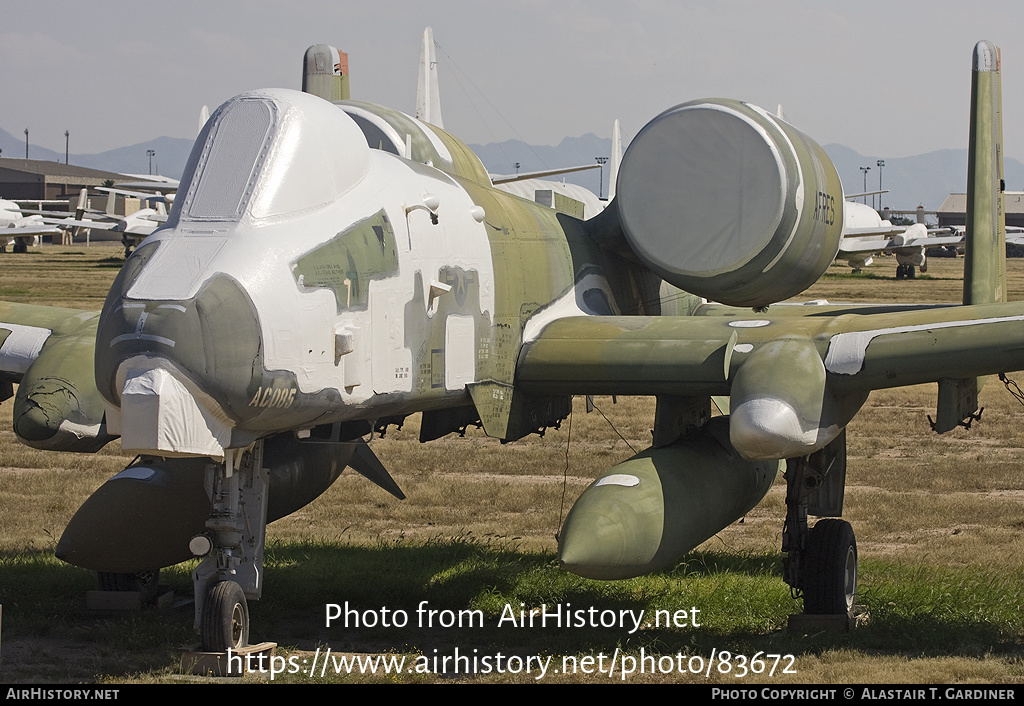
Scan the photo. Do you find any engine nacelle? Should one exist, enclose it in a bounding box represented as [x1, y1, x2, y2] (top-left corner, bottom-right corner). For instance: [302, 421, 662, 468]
[558, 418, 780, 580]
[615, 99, 844, 308]
[12, 314, 112, 452]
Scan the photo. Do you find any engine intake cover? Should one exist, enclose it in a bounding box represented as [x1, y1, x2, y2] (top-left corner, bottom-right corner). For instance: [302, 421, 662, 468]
[616, 99, 844, 307]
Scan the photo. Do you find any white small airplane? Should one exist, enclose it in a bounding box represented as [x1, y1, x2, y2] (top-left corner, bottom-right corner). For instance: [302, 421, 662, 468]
[837, 199, 965, 278]
[32, 188, 167, 253]
[0, 199, 63, 252]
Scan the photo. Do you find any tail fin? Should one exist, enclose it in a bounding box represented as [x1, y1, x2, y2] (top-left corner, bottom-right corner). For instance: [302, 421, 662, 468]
[963, 40, 1006, 305]
[74, 188, 88, 219]
[937, 41, 1004, 433]
[416, 27, 444, 128]
[198, 105, 210, 136]
[104, 189, 118, 217]
[608, 119, 622, 201]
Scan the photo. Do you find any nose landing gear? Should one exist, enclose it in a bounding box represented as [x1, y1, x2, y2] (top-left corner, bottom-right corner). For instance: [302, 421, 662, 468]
[191, 441, 268, 652]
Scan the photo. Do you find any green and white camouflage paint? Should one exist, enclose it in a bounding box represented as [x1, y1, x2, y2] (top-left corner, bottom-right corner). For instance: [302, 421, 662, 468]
[0, 38, 1017, 640]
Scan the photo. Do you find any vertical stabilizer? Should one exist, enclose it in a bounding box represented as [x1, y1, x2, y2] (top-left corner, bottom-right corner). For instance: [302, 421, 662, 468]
[963, 40, 1005, 305]
[416, 27, 444, 128]
[936, 41, 1004, 433]
[608, 119, 622, 201]
[198, 105, 210, 136]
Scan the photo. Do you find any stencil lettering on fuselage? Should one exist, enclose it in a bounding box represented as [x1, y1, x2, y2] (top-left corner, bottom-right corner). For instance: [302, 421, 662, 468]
[292, 209, 399, 311]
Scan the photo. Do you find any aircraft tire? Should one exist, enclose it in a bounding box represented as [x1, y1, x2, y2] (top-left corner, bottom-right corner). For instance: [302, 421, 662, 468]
[202, 580, 249, 652]
[907, 265, 916, 279]
[12, 239, 28, 254]
[895, 265, 905, 279]
[97, 569, 160, 604]
[802, 519, 857, 616]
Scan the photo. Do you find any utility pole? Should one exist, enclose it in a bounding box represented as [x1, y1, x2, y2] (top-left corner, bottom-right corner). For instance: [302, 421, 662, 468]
[859, 166, 871, 203]
[876, 159, 885, 211]
[595, 156, 609, 200]
[65, 130, 70, 165]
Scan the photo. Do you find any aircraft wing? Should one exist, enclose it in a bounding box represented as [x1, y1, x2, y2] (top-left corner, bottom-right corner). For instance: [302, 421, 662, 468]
[490, 164, 600, 185]
[3, 223, 63, 237]
[42, 217, 119, 231]
[517, 300, 1024, 460]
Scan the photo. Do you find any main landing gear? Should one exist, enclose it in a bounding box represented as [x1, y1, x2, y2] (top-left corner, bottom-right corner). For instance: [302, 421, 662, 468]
[782, 444, 858, 622]
[895, 264, 916, 279]
[190, 441, 268, 652]
[803, 519, 857, 615]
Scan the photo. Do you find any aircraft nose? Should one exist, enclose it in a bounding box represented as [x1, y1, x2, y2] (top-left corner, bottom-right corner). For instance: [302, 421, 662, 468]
[95, 260, 266, 456]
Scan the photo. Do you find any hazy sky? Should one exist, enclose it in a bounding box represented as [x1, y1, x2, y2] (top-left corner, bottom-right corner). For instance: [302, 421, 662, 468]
[3, 1, 1022, 161]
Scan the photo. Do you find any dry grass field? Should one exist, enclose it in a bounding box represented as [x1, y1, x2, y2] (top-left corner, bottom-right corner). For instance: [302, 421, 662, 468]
[3, 247, 1024, 683]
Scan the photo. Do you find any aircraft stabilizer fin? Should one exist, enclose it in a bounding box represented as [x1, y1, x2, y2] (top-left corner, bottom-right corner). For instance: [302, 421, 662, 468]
[416, 27, 443, 128]
[940, 40, 1005, 432]
[963, 40, 1006, 306]
[350, 439, 406, 500]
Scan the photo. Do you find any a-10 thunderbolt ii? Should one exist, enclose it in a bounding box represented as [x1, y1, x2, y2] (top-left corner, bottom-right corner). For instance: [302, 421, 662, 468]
[0, 39, 1019, 652]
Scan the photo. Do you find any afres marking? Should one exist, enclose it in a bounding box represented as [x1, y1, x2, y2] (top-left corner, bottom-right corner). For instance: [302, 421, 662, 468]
[813, 191, 836, 226]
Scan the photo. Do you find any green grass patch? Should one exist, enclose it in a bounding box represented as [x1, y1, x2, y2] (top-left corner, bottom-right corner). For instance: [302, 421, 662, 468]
[5, 538, 1024, 682]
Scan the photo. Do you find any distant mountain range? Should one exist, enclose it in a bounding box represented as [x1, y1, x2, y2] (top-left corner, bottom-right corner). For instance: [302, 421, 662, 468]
[5, 126, 1018, 214]
[0, 128, 194, 181]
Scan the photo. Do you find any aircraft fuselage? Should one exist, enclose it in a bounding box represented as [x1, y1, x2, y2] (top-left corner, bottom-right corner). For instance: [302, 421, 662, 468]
[93, 88, 648, 457]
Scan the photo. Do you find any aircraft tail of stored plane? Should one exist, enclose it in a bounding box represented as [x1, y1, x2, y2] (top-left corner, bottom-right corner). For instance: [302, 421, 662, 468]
[0, 38, 1020, 652]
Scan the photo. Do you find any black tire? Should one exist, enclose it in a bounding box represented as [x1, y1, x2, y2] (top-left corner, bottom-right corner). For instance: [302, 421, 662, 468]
[12, 239, 28, 254]
[97, 569, 160, 604]
[895, 265, 905, 279]
[202, 580, 249, 652]
[803, 519, 857, 616]
[907, 265, 916, 279]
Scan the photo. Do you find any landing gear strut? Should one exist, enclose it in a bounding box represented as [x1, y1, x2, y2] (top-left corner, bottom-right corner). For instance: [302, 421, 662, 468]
[191, 441, 268, 652]
[782, 452, 857, 619]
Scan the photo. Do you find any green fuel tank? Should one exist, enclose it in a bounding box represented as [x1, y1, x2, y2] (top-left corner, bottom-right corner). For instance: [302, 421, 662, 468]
[558, 418, 780, 580]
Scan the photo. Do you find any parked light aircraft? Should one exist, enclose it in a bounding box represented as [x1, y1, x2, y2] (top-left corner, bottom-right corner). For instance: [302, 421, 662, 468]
[0, 39, 1018, 653]
[836, 200, 967, 277]
[0, 199, 62, 251]
[29, 188, 168, 253]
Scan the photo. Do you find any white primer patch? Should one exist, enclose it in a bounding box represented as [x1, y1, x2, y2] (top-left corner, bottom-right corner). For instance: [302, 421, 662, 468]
[733, 343, 754, 353]
[824, 314, 1024, 375]
[747, 103, 805, 274]
[595, 474, 640, 488]
[728, 320, 771, 328]
[413, 118, 454, 163]
[0, 322, 51, 374]
[521, 273, 619, 344]
[126, 236, 227, 301]
[445, 314, 476, 390]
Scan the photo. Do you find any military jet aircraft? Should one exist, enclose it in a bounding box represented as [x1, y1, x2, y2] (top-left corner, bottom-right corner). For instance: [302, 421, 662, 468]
[0, 39, 1018, 653]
